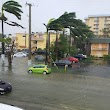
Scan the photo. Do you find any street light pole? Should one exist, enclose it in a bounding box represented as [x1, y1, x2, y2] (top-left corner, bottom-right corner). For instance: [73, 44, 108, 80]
[26, 3, 32, 66]
[43, 23, 48, 64]
[1, 0, 5, 63]
[1, 19, 5, 62]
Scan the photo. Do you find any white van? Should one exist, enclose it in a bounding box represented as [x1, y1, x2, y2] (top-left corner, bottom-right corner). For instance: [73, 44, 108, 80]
[0, 103, 24, 110]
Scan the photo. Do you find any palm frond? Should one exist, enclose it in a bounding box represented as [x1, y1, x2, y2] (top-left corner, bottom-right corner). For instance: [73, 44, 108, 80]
[3, 0, 22, 8]
[3, 8, 22, 20]
[2, 0, 23, 20]
[4, 21, 25, 29]
[3, 5, 23, 13]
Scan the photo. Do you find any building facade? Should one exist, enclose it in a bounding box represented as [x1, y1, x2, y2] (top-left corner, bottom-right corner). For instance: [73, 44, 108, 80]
[85, 15, 110, 37]
[15, 32, 57, 51]
[88, 38, 110, 57]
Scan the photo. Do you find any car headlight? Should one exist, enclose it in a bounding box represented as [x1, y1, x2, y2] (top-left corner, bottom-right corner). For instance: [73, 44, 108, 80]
[0, 88, 4, 91]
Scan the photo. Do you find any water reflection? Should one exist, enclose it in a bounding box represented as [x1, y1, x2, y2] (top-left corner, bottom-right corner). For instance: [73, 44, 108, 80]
[93, 59, 110, 66]
[0, 57, 110, 79]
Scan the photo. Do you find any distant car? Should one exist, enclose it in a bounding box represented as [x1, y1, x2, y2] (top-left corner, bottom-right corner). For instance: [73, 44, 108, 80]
[63, 57, 79, 63]
[21, 49, 29, 56]
[35, 55, 45, 61]
[22, 51, 29, 56]
[13, 52, 27, 57]
[54, 60, 72, 66]
[0, 103, 23, 110]
[28, 64, 51, 74]
[0, 80, 12, 95]
[35, 50, 49, 55]
[74, 54, 87, 60]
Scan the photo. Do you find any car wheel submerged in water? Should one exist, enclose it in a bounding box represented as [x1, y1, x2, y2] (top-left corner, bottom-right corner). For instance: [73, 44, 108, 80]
[28, 70, 33, 74]
[0, 80, 12, 95]
[43, 71, 47, 75]
[0, 91, 5, 95]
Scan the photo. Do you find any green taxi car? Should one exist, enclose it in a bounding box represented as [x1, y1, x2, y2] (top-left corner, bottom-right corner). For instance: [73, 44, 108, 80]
[28, 64, 51, 74]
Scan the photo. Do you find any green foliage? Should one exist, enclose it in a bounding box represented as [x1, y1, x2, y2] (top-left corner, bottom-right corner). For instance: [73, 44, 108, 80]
[69, 46, 78, 55]
[81, 55, 94, 63]
[50, 34, 69, 60]
[48, 12, 94, 55]
[0, 37, 11, 44]
[2, 0, 23, 20]
[37, 48, 42, 51]
[103, 54, 110, 60]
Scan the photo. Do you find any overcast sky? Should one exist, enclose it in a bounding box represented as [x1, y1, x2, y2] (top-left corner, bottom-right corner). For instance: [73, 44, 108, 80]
[0, 0, 110, 35]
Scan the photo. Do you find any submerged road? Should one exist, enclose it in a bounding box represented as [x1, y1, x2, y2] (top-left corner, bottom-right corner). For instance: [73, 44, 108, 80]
[0, 57, 110, 110]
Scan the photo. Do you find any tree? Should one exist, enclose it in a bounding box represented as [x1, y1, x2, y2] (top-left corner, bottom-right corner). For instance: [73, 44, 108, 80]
[43, 18, 55, 64]
[48, 12, 94, 58]
[50, 34, 69, 60]
[48, 19, 63, 60]
[0, 0, 23, 64]
[57, 13, 94, 54]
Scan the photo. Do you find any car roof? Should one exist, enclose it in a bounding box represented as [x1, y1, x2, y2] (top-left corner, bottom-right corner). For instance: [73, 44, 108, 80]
[0, 103, 23, 110]
[33, 64, 47, 66]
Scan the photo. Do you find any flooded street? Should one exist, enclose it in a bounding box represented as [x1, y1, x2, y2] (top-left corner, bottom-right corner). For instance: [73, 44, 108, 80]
[0, 57, 110, 110]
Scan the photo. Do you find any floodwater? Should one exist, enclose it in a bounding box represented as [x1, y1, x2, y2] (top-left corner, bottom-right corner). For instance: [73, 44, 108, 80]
[0, 57, 110, 110]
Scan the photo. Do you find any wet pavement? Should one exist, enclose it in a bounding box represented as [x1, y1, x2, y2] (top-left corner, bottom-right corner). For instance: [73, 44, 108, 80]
[0, 57, 110, 110]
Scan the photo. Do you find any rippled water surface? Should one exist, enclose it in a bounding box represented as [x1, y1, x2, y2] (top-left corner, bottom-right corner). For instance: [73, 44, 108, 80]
[0, 57, 110, 110]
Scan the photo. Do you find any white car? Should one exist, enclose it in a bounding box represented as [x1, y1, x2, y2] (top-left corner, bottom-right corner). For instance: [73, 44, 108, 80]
[0, 103, 24, 110]
[13, 52, 27, 57]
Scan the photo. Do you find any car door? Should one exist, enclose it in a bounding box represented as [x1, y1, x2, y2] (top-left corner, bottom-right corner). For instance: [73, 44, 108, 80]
[33, 66, 41, 73]
[39, 66, 45, 73]
[59, 60, 65, 66]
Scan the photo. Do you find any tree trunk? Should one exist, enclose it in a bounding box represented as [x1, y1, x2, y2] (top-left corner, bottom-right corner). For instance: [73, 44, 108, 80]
[7, 40, 15, 66]
[45, 29, 49, 64]
[55, 31, 58, 60]
[69, 27, 71, 55]
[7, 52, 12, 65]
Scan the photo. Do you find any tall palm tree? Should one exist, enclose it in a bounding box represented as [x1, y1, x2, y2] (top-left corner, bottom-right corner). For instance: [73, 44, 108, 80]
[0, 0, 23, 62]
[43, 18, 55, 64]
[48, 19, 63, 60]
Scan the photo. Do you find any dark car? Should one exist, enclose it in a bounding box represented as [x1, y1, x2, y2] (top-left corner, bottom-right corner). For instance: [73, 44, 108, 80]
[33, 50, 49, 55]
[35, 55, 45, 61]
[0, 80, 12, 95]
[74, 54, 87, 60]
[54, 60, 72, 66]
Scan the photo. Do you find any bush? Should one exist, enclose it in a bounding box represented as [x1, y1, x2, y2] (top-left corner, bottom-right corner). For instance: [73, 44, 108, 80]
[103, 54, 110, 60]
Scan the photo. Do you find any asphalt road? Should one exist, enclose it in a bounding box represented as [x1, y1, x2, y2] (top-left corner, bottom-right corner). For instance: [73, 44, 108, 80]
[0, 57, 110, 110]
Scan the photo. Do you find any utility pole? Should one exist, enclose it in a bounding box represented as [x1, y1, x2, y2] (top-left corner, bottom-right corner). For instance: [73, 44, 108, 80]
[1, 0, 5, 63]
[26, 3, 32, 66]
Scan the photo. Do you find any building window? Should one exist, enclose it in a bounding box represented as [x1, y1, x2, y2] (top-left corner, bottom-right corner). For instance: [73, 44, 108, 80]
[94, 17, 99, 22]
[34, 41, 37, 44]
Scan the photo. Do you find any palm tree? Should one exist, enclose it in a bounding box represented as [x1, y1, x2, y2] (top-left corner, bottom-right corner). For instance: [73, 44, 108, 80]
[43, 18, 55, 64]
[0, 0, 23, 63]
[48, 19, 63, 60]
[57, 12, 94, 54]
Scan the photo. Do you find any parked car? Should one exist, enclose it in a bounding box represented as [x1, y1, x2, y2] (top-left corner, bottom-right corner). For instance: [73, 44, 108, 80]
[34, 50, 49, 55]
[21, 49, 29, 56]
[74, 54, 87, 60]
[28, 64, 51, 74]
[35, 55, 45, 61]
[0, 80, 12, 95]
[0, 103, 23, 110]
[13, 52, 27, 57]
[54, 60, 72, 66]
[63, 57, 79, 63]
